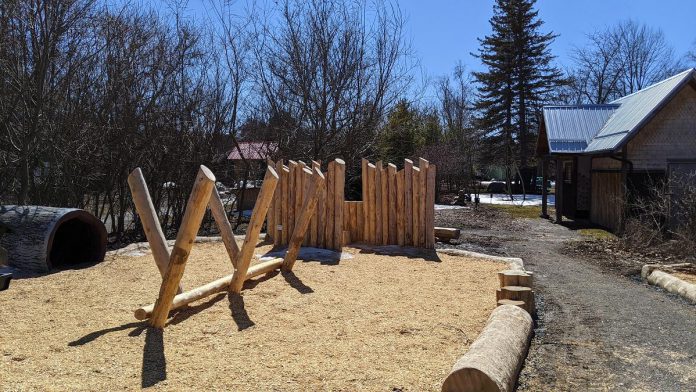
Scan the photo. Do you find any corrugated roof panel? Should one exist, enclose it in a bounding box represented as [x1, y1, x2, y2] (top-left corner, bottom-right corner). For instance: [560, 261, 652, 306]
[542, 105, 619, 153]
[586, 69, 695, 152]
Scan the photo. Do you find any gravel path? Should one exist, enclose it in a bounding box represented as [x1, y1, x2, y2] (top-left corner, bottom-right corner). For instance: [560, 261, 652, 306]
[436, 208, 696, 391]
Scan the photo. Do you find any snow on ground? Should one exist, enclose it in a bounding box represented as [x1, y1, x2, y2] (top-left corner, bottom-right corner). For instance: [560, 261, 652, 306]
[472, 193, 555, 206]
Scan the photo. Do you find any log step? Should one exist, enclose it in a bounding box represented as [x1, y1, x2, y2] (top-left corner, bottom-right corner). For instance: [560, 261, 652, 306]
[498, 269, 533, 288]
[496, 285, 535, 316]
[434, 227, 460, 241]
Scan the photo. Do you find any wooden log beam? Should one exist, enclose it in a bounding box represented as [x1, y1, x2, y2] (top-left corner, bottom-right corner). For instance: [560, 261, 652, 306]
[149, 165, 216, 328]
[282, 168, 325, 272]
[134, 258, 284, 320]
[229, 167, 279, 293]
[209, 187, 240, 268]
[128, 168, 182, 293]
[441, 305, 533, 392]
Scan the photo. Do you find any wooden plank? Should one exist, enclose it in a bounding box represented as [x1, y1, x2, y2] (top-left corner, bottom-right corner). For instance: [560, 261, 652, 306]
[396, 169, 405, 246]
[149, 166, 216, 328]
[412, 167, 421, 247]
[281, 165, 290, 246]
[404, 160, 413, 245]
[333, 159, 345, 249]
[367, 163, 377, 244]
[361, 158, 369, 242]
[229, 167, 280, 293]
[426, 164, 436, 248]
[283, 168, 325, 271]
[375, 161, 383, 244]
[127, 168, 182, 293]
[387, 163, 397, 245]
[274, 161, 284, 246]
[209, 187, 240, 268]
[325, 161, 336, 249]
[419, 158, 429, 247]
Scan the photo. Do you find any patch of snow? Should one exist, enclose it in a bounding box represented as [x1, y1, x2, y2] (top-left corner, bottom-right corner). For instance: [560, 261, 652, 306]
[470, 193, 555, 206]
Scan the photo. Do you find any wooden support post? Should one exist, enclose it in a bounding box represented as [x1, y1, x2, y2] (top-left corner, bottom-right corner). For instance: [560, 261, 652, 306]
[274, 161, 284, 246]
[288, 160, 297, 238]
[367, 163, 377, 244]
[209, 187, 240, 268]
[412, 167, 421, 247]
[396, 169, 405, 246]
[302, 166, 312, 246]
[310, 161, 321, 247]
[375, 161, 383, 245]
[425, 163, 436, 248]
[317, 165, 326, 249]
[333, 159, 345, 249]
[282, 168, 326, 271]
[361, 158, 369, 242]
[229, 167, 280, 293]
[325, 161, 335, 249]
[380, 166, 389, 245]
[404, 159, 413, 245]
[296, 161, 307, 230]
[266, 159, 275, 242]
[387, 164, 397, 245]
[127, 168, 182, 293]
[281, 165, 290, 246]
[418, 158, 429, 247]
[149, 165, 216, 328]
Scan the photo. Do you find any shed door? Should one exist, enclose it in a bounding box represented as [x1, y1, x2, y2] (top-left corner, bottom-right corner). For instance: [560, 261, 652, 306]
[562, 160, 576, 218]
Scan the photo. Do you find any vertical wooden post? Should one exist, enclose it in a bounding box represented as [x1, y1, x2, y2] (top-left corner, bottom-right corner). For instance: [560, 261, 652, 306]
[412, 167, 421, 247]
[361, 158, 369, 242]
[266, 159, 275, 242]
[296, 161, 307, 230]
[367, 163, 377, 244]
[274, 161, 284, 246]
[281, 165, 290, 246]
[396, 169, 405, 246]
[317, 165, 326, 249]
[387, 163, 397, 245]
[404, 159, 413, 245]
[282, 168, 325, 271]
[333, 159, 345, 249]
[380, 166, 389, 245]
[425, 164, 436, 248]
[310, 161, 321, 247]
[230, 167, 280, 293]
[209, 187, 240, 268]
[325, 161, 336, 249]
[288, 160, 298, 238]
[149, 166, 216, 328]
[127, 168, 181, 293]
[418, 158, 429, 247]
[375, 161, 383, 245]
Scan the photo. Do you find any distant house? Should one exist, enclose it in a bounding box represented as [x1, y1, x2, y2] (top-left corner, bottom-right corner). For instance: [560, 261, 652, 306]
[226, 141, 278, 210]
[537, 69, 696, 231]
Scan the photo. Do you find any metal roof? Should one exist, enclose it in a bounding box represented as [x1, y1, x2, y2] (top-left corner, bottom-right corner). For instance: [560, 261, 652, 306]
[542, 68, 696, 155]
[227, 141, 278, 161]
[543, 105, 619, 153]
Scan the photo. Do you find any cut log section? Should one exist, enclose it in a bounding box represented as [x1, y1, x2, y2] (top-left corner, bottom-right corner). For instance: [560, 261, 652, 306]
[434, 227, 461, 242]
[497, 270, 533, 288]
[0, 205, 107, 272]
[497, 299, 531, 314]
[442, 305, 533, 392]
[496, 286, 535, 316]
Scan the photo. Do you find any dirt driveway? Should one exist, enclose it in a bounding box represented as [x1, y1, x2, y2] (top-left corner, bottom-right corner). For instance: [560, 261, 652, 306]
[436, 207, 696, 391]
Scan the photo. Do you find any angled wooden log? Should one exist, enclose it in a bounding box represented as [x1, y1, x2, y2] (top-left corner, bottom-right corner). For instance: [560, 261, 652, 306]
[149, 165, 216, 328]
[229, 167, 279, 293]
[209, 186, 240, 268]
[282, 168, 326, 271]
[128, 168, 182, 293]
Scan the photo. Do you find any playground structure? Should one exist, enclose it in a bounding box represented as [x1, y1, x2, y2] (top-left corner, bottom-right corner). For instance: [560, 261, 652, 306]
[267, 157, 436, 250]
[130, 157, 435, 328]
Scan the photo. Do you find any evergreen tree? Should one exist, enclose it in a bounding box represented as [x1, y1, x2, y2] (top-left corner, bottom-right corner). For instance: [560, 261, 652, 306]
[473, 0, 564, 177]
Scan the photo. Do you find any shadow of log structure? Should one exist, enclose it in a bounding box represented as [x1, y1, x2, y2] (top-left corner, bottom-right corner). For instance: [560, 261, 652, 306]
[282, 271, 314, 294]
[166, 293, 227, 326]
[68, 321, 146, 347]
[228, 292, 255, 331]
[141, 327, 166, 388]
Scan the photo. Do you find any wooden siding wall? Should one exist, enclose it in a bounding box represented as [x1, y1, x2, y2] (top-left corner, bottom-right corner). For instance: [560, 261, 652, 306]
[591, 172, 623, 231]
[627, 84, 696, 170]
[266, 157, 436, 250]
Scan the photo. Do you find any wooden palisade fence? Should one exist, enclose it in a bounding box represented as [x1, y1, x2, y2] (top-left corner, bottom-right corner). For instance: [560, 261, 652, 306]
[266, 157, 435, 250]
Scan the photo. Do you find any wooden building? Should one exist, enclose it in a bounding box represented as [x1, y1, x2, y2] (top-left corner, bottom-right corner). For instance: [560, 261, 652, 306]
[537, 69, 696, 231]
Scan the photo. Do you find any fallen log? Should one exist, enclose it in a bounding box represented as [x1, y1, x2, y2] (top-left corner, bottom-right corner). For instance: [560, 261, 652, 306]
[0, 205, 106, 272]
[442, 305, 533, 392]
[647, 269, 696, 304]
[134, 258, 284, 320]
[434, 227, 460, 242]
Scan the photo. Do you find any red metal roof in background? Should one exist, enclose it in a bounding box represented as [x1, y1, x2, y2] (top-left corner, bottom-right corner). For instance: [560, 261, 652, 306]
[227, 141, 278, 160]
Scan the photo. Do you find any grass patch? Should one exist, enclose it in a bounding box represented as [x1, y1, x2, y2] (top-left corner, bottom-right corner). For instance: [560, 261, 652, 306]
[578, 228, 616, 241]
[487, 204, 546, 219]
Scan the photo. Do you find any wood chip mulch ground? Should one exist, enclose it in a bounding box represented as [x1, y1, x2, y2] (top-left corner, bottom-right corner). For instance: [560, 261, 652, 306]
[0, 242, 504, 391]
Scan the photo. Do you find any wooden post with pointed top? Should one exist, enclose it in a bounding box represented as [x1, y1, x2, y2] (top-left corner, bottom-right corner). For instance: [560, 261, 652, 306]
[333, 159, 345, 249]
[149, 165, 216, 328]
[404, 159, 413, 245]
